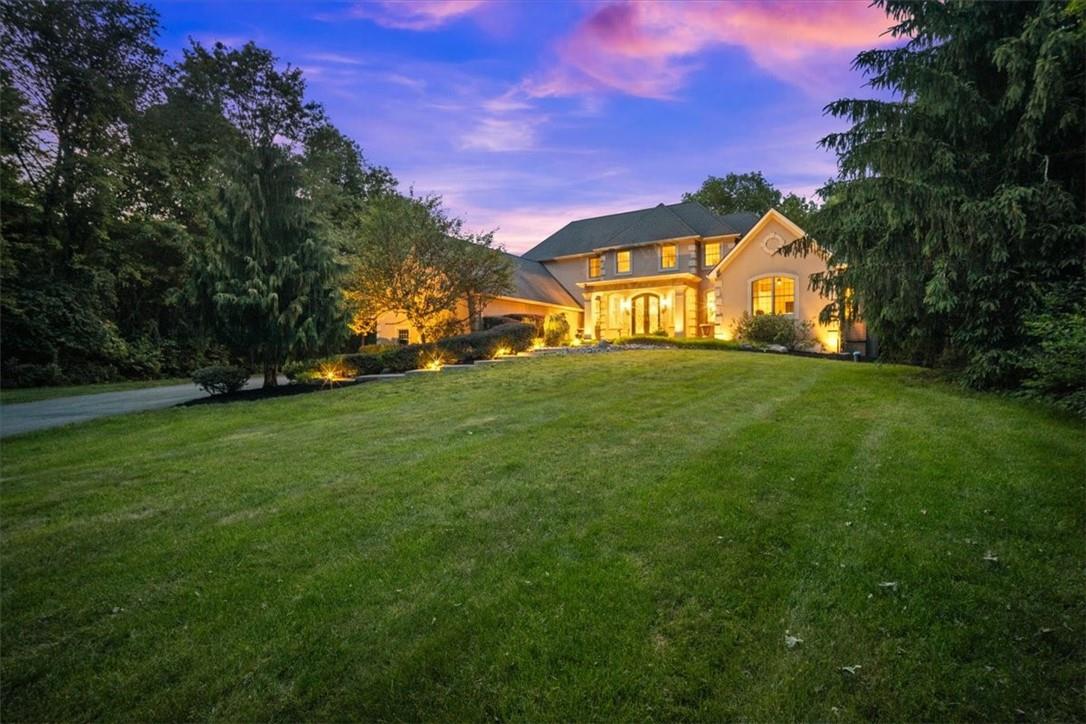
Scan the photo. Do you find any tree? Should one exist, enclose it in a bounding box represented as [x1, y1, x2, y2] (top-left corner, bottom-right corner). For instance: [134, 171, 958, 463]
[683, 171, 817, 226]
[193, 146, 344, 387]
[788, 0, 1085, 390]
[344, 194, 513, 342]
[301, 124, 397, 252]
[0, 0, 174, 383]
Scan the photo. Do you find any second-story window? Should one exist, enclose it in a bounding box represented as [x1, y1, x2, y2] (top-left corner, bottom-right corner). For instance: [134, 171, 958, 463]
[660, 243, 677, 270]
[588, 255, 602, 278]
[616, 250, 632, 274]
[704, 241, 722, 267]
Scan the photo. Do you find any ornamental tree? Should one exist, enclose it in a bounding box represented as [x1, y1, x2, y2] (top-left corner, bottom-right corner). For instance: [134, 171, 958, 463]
[344, 193, 512, 342]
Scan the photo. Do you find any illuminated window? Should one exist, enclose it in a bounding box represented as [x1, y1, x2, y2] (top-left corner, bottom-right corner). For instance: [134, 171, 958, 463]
[706, 290, 716, 321]
[660, 243, 677, 270]
[616, 250, 631, 274]
[397, 329, 409, 345]
[751, 276, 795, 316]
[588, 255, 602, 278]
[704, 241, 722, 267]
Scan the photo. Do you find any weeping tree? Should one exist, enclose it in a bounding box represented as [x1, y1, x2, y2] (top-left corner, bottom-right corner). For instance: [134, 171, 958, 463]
[789, 0, 1085, 390]
[194, 146, 344, 386]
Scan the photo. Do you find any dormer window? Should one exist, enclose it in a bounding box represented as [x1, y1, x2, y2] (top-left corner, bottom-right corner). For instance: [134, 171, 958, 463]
[659, 243, 677, 270]
[704, 241, 722, 267]
[588, 255, 602, 278]
[616, 250, 632, 274]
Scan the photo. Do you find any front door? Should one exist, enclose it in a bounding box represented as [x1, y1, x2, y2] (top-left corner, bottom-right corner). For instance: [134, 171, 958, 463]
[631, 293, 660, 335]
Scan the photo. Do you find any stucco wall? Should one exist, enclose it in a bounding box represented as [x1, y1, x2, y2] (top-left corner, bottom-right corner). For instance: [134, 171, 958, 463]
[712, 216, 836, 349]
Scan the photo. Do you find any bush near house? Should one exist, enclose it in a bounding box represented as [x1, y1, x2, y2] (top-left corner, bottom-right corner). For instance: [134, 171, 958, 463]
[543, 313, 571, 346]
[286, 323, 535, 380]
[733, 313, 815, 350]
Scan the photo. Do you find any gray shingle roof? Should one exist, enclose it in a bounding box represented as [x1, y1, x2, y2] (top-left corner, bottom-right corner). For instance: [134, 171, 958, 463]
[521, 201, 758, 261]
[506, 253, 581, 308]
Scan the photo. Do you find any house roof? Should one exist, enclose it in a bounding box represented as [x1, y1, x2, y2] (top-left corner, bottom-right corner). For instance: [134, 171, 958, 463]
[505, 253, 582, 309]
[521, 201, 759, 261]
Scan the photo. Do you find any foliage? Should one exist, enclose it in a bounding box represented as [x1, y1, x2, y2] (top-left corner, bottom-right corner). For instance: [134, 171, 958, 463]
[787, 0, 1085, 391]
[683, 171, 817, 226]
[733, 313, 816, 350]
[543, 313, 571, 346]
[286, 322, 535, 378]
[192, 145, 345, 387]
[344, 193, 513, 342]
[4, 352, 1084, 721]
[0, 4, 392, 388]
[613, 335, 741, 351]
[1020, 283, 1086, 416]
[191, 365, 249, 395]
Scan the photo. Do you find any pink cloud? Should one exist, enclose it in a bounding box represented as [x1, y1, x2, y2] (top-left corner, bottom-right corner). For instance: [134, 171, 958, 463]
[526, 1, 895, 99]
[347, 0, 485, 31]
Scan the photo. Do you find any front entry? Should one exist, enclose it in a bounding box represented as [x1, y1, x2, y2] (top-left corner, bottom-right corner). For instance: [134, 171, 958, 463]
[631, 293, 660, 335]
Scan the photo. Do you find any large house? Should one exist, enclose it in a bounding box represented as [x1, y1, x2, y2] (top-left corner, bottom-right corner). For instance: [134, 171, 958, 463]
[378, 200, 856, 352]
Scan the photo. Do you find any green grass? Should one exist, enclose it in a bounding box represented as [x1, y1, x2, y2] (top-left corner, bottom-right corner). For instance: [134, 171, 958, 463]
[2, 351, 1083, 721]
[0, 378, 190, 404]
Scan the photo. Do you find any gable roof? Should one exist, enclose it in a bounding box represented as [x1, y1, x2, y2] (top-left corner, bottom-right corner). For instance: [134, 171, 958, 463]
[706, 209, 810, 279]
[521, 201, 758, 261]
[505, 253, 582, 309]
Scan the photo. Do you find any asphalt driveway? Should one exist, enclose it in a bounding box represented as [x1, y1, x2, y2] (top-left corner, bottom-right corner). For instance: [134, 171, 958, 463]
[0, 377, 275, 438]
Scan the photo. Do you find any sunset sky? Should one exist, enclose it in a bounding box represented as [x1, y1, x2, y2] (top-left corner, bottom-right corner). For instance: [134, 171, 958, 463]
[150, 1, 896, 252]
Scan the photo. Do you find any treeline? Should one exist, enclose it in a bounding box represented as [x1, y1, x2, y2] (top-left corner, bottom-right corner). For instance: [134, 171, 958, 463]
[1, 0, 513, 389]
[1, 0, 394, 385]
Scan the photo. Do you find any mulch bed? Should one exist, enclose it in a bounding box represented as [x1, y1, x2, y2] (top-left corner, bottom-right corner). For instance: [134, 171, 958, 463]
[180, 380, 365, 407]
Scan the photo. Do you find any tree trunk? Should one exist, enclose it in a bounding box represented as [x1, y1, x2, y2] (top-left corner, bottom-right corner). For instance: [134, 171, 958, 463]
[263, 362, 278, 388]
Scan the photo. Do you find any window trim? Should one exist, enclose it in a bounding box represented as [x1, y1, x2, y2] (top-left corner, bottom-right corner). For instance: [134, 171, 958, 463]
[588, 254, 603, 279]
[615, 249, 632, 275]
[747, 273, 799, 317]
[703, 240, 723, 268]
[659, 243, 678, 271]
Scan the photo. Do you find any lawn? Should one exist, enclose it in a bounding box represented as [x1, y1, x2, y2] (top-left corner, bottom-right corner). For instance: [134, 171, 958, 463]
[1, 351, 1083, 721]
[0, 377, 190, 405]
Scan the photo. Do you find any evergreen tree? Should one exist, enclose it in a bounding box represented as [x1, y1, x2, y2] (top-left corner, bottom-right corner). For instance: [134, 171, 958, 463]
[194, 146, 344, 387]
[791, 0, 1085, 389]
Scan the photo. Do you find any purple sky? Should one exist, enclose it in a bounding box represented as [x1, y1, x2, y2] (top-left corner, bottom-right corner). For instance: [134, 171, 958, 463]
[149, 1, 895, 252]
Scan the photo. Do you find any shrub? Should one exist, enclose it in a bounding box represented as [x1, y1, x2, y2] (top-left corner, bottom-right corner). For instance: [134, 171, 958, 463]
[284, 322, 536, 379]
[192, 365, 250, 396]
[1020, 291, 1086, 417]
[543, 313, 571, 346]
[614, 336, 741, 351]
[650, 328, 668, 337]
[732, 313, 814, 349]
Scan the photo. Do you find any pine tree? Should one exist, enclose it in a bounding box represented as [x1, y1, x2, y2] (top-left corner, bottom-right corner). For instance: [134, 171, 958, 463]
[793, 0, 1085, 388]
[195, 146, 344, 386]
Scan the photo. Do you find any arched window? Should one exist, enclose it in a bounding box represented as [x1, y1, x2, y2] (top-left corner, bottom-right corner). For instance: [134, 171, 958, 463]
[751, 276, 795, 316]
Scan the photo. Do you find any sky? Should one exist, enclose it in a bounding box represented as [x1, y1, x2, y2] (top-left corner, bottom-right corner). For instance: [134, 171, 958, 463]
[149, 0, 897, 253]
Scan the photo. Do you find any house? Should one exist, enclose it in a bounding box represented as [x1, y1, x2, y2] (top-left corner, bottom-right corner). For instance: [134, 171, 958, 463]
[378, 200, 856, 352]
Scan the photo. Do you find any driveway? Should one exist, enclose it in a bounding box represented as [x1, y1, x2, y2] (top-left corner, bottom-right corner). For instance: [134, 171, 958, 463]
[0, 377, 276, 438]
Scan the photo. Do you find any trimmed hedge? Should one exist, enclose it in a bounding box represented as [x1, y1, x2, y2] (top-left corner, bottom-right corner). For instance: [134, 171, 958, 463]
[285, 322, 535, 380]
[614, 336, 742, 351]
